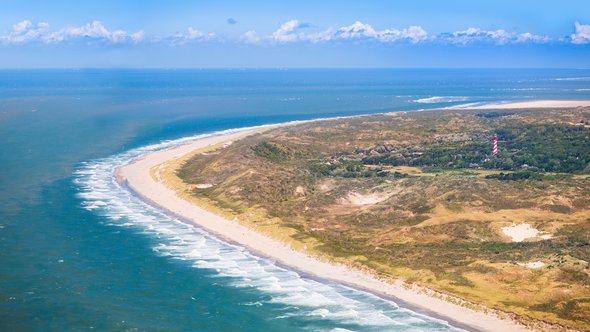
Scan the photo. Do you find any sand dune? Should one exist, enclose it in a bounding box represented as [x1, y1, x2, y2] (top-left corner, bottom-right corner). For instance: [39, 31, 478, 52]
[116, 128, 530, 332]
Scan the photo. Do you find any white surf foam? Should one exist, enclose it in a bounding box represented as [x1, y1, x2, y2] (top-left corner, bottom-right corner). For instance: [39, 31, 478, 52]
[74, 124, 465, 331]
[414, 96, 470, 104]
[443, 102, 487, 109]
[489, 88, 548, 91]
[555, 77, 590, 81]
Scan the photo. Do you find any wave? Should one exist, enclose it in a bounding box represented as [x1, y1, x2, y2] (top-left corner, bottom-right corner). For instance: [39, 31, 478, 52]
[414, 96, 470, 104]
[489, 88, 548, 91]
[73, 124, 465, 331]
[443, 102, 487, 109]
[555, 77, 590, 81]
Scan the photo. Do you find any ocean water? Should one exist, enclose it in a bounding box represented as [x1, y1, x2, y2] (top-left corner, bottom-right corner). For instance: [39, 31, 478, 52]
[1, 69, 589, 331]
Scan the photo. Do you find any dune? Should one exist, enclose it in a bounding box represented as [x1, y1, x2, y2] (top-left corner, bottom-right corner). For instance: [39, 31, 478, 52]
[116, 127, 530, 332]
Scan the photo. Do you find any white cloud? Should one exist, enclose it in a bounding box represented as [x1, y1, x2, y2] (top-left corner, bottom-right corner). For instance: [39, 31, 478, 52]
[130, 30, 145, 43]
[0, 20, 145, 44]
[2, 19, 582, 47]
[259, 20, 428, 44]
[241, 30, 262, 44]
[0, 20, 50, 44]
[445, 27, 550, 45]
[170, 27, 216, 45]
[47, 21, 145, 44]
[334, 21, 378, 39]
[332, 21, 429, 43]
[306, 28, 335, 43]
[514, 32, 550, 43]
[571, 22, 590, 44]
[271, 19, 305, 42]
[378, 26, 428, 43]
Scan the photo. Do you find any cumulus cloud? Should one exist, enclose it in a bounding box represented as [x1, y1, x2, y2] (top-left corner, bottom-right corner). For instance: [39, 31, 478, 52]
[241, 30, 262, 44]
[50, 21, 145, 44]
[258, 20, 428, 44]
[444, 27, 550, 45]
[378, 25, 428, 43]
[571, 22, 590, 44]
[0, 20, 50, 44]
[168, 27, 216, 45]
[270, 19, 309, 43]
[0, 20, 144, 44]
[4, 19, 586, 47]
[330, 21, 428, 43]
[130, 30, 145, 43]
[333, 21, 378, 39]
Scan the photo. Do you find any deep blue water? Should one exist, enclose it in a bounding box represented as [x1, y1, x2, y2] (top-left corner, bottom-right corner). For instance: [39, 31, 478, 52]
[1, 69, 589, 331]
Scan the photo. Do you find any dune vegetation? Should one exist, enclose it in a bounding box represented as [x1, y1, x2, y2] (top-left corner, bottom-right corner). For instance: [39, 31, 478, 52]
[175, 107, 590, 329]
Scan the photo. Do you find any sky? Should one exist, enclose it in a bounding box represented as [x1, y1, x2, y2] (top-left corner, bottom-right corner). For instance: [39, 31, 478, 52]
[0, 0, 589, 68]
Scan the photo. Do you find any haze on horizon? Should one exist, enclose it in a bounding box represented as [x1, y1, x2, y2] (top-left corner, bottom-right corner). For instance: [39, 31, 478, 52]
[0, 0, 589, 68]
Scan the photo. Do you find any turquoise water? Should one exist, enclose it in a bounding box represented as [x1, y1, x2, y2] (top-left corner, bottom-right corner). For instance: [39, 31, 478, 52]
[1, 69, 590, 331]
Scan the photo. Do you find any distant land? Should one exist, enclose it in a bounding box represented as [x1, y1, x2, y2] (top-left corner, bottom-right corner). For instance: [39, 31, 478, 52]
[118, 101, 590, 331]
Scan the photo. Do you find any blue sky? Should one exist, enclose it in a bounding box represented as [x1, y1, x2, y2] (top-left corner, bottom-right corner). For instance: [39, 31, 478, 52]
[1, 0, 589, 68]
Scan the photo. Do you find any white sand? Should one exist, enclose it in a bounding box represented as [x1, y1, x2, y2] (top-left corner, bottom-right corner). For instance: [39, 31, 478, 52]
[342, 191, 389, 205]
[116, 129, 531, 332]
[194, 183, 214, 189]
[501, 223, 552, 242]
[471, 100, 590, 109]
[518, 261, 545, 269]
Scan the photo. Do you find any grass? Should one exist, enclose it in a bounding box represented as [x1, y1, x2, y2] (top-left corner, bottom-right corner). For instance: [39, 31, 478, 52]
[173, 107, 590, 330]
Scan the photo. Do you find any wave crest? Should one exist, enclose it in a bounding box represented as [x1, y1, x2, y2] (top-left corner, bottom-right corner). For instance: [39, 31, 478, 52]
[414, 96, 470, 104]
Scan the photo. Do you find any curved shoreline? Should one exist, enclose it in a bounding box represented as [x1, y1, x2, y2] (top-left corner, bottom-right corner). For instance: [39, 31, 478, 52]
[115, 124, 533, 332]
[118, 179, 478, 331]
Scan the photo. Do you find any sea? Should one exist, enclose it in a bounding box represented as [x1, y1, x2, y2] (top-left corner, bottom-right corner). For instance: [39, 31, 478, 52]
[1, 69, 589, 332]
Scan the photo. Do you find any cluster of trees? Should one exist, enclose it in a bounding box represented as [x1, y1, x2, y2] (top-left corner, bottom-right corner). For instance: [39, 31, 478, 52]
[252, 141, 293, 162]
[309, 161, 407, 178]
[363, 123, 589, 173]
[475, 111, 514, 118]
[484, 171, 543, 181]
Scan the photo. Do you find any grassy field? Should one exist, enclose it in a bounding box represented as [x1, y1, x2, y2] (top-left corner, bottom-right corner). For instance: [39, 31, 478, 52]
[175, 107, 590, 329]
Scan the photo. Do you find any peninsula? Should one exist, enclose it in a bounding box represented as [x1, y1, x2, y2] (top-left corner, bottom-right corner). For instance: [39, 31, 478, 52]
[118, 101, 590, 331]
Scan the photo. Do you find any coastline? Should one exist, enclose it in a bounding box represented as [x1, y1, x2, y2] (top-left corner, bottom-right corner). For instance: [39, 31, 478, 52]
[115, 120, 536, 332]
[115, 101, 590, 331]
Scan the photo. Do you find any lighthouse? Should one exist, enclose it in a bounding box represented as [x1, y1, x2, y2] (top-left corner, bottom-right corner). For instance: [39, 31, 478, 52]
[493, 134, 498, 155]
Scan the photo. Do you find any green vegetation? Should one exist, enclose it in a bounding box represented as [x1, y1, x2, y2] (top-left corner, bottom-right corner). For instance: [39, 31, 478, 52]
[363, 123, 590, 173]
[177, 107, 590, 329]
[310, 160, 407, 178]
[252, 141, 293, 162]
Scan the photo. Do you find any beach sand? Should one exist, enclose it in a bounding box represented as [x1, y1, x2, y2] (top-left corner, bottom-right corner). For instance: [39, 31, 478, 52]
[471, 99, 590, 109]
[116, 128, 532, 332]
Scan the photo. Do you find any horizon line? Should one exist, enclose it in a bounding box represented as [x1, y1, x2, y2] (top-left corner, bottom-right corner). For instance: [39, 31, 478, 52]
[1, 66, 590, 70]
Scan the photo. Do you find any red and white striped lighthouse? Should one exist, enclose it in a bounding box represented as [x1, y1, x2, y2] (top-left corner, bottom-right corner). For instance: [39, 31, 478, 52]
[492, 134, 498, 155]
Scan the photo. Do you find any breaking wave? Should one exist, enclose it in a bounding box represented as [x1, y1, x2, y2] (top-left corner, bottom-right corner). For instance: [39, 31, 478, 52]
[414, 96, 470, 104]
[555, 77, 590, 81]
[74, 124, 465, 331]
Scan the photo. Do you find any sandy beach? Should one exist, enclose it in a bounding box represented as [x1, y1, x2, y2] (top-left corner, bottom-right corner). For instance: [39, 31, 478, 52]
[471, 99, 590, 109]
[116, 125, 535, 332]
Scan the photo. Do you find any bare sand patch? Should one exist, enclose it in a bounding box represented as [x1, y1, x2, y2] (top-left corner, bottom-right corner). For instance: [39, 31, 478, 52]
[518, 261, 545, 269]
[194, 183, 213, 189]
[294, 185, 305, 196]
[341, 191, 390, 205]
[501, 223, 552, 242]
